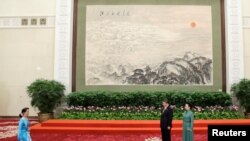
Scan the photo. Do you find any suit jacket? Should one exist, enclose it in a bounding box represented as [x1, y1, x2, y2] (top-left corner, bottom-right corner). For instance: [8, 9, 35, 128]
[160, 105, 173, 129]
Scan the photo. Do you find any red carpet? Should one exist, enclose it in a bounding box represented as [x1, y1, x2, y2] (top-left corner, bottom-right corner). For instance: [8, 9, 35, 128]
[0, 119, 38, 140]
[0, 119, 207, 141]
[1, 133, 207, 141]
[31, 119, 250, 134]
[2, 119, 250, 141]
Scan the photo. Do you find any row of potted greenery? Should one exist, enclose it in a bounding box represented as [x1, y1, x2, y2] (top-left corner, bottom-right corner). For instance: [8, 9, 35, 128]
[57, 105, 243, 120]
[66, 91, 232, 108]
[26, 78, 250, 122]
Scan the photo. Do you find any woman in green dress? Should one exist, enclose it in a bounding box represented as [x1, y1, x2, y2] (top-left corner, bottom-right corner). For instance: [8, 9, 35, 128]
[182, 103, 194, 141]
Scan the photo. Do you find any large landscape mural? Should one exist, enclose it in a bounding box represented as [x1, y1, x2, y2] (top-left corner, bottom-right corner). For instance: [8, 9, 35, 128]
[85, 5, 213, 85]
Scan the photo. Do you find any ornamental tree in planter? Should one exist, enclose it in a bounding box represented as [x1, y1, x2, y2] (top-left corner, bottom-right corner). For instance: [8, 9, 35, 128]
[231, 78, 250, 118]
[27, 79, 65, 122]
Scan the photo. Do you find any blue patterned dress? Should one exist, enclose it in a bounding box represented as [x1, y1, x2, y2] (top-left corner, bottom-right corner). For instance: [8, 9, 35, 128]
[18, 117, 32, 141]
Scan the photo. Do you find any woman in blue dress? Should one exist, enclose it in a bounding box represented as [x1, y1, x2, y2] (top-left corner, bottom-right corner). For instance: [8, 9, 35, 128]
[182, 103, 194, 141]
[18, 107, 32, 141]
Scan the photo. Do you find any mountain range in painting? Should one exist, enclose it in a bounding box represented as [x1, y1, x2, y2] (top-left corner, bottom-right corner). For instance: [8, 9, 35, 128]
[86, 52, 212, 85]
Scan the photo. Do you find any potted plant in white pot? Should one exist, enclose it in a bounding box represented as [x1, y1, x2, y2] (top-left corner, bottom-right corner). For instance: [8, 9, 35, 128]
[27, 79, 65, 122]
[231, 78, 250, 119]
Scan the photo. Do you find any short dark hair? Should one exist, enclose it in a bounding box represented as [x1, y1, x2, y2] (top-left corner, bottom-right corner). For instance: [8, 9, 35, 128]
[19, 107, 29, 118]
[162, 99, 168, 103]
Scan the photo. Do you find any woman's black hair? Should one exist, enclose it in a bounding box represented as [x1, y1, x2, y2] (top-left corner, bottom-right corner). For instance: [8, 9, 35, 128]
[185, 103, 193, 109]
[19, 107, 29, 118]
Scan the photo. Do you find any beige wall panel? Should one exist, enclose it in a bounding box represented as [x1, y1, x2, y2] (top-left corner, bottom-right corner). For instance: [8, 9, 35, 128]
[0, 0, 56, 16]
[0, 29, 55, 116]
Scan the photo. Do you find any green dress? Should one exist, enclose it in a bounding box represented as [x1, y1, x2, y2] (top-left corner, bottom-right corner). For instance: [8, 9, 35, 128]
[182, 110, 194, 141]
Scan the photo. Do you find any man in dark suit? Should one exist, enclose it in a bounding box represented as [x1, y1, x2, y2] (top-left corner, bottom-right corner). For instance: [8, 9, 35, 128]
[160, 99, 173, 141]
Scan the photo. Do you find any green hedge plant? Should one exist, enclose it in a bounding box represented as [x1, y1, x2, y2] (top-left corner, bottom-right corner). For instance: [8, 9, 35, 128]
[66, 91, 232, 108]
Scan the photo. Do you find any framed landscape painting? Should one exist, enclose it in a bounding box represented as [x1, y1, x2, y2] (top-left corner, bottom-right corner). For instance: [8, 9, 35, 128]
[73, 0, 226, 92]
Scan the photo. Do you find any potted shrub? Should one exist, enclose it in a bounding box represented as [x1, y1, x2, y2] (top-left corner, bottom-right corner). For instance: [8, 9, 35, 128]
[231, 78, 250, 118]
[27, 79, 65, 122]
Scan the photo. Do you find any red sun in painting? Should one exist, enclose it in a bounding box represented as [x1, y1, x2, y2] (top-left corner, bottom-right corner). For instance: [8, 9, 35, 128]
[190, 21, 196, 28]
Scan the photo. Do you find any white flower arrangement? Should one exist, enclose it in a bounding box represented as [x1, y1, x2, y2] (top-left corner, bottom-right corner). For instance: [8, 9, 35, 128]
[145, 137, 162, 141]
